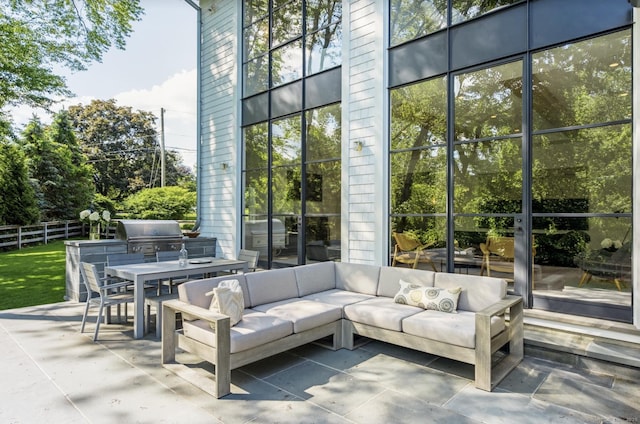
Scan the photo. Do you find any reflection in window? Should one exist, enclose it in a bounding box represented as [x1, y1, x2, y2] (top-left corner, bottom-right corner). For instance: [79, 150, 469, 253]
[306, 0, 342, 33]
[453, 139, 523, 214]
[243, 56, 269, 97]
[272, 1, 302, 48]
[271, 115, 301, 166]
[244, 17, 269, 60]
[390, 0, 447, 46]
[451, 0, 521, 25]
[454, 60, 523, 141]
[532, 126, 632, 215]
[532, 30, 632, 131]
[244, 122, 268, 170]
[306, 103, 341, 161]
[271, 40, 303, 87]
[244, 0, 268, 26]
[306, 22, 342, 75]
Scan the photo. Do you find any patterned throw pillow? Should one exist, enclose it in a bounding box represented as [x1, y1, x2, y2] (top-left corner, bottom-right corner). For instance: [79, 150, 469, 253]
[206, 279, 244, 326]
[393, 279, 461, 313]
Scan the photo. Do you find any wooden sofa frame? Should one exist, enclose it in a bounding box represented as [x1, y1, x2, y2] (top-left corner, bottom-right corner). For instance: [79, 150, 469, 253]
[161, 294, 523, 397]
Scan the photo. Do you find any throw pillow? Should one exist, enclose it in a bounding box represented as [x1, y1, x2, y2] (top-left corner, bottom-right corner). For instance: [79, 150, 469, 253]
[206, 279, 244, 326]
[394, 279, 461, 313]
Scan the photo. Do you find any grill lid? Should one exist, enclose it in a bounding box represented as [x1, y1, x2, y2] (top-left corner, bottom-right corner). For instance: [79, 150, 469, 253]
[115, 220, 183, 240]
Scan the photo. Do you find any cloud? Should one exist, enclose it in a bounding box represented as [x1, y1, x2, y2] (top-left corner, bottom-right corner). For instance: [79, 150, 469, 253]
[7, 69, 198, 168]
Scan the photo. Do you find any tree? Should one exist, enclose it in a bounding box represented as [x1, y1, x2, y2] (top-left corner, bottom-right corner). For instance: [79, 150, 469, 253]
[0, 140, 40, 225]
[123, 186, 196, 220]
[0, 0, 143, 109]
[67, 99, 192, 201]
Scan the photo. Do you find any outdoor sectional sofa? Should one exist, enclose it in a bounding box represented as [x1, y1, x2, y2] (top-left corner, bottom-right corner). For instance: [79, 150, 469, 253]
[161, 261, 523, 398]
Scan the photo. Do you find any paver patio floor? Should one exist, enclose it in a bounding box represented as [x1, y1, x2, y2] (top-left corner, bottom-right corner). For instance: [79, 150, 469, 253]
[1, 302, 639, 423]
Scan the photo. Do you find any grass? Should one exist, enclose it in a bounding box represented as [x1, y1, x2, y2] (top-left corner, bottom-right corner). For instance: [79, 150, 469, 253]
[0, 240, 70, 310]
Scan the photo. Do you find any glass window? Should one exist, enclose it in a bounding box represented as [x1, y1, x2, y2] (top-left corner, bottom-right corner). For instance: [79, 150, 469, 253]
[244, 17, 269, 61]
[244, 123, 269, 170]
[306, 103, 341, 161]
[306, 22, 342, 75]
[390, 0, 447, 46]
[532, 31, 632, 131]
[451, 0, 521, 25]
[391, 148, 447, 215]
[532, 125, 632, 215]
[244, 0, 268, 26]
[271, 40, 303, 87]
[243, 56, 269, 97]
[306, 0, 342, 33]
[271, 115, 301, 167]
[272, 1, 302, 48]
[454, 61, 523, 141]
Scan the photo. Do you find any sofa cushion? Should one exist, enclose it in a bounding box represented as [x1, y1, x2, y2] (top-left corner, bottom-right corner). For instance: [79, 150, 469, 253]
[394, 281, 461, 313]
[294, 262, 336, 296]
[434, 273, 507, 312]
[252, 299, 342, 333]
[302, 289, 374, 317]
[206, 279, 244, 326]
[245, 268, 299, 307]
[182, 309, 293, 353]
[335, 262, 380, 295]
[377, 266, 435, 298]
[178, 275, 250, 309]
[343, 297, 423, 331]
[402, 310, 506, 348]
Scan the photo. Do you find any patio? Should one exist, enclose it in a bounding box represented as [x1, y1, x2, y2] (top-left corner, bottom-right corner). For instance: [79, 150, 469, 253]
[1, 302, 639, 423]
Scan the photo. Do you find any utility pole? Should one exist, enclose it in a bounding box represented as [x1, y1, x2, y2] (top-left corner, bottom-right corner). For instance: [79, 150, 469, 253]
[160, 107, 166, 187]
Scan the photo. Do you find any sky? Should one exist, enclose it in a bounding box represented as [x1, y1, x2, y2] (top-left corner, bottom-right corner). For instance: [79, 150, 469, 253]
[11, 0, 199, 168]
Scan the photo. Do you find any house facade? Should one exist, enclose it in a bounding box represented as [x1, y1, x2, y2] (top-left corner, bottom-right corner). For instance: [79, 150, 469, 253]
[192, 0, 639, 330]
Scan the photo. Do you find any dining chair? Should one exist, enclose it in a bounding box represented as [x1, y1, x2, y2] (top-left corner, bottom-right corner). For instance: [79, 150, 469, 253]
[237, 249, 260, 272]
[79, 262, 134, 341]
[391, 232, 437, 271]
[107, 252, 159, 295]
[156, 250, 187, 293]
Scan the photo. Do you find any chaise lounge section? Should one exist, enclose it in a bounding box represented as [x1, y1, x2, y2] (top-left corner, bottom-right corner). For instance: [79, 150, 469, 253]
[161, 261, 523, 398]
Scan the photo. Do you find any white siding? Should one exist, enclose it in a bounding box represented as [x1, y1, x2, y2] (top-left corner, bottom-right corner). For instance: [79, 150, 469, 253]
[199, 0, 240, 259]
[343, 0, 386, 265]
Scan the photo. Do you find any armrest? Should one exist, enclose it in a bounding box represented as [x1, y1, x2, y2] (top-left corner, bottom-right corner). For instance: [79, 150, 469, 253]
[477, 295, 522, 319]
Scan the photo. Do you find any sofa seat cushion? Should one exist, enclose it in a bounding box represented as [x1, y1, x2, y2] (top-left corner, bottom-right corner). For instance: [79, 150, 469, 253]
[343, 297, 423, 331]
[301, 289, 374, 317]
[252, 299, 342, 333]
[182, 309, 293, 354]
[402, 310, 506, 348]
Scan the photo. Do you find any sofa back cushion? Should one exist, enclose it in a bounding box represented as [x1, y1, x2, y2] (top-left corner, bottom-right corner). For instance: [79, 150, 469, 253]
[245, 268, 299, 307]
[334, 262, 380, 295]
[434, 273, 507, 312]
[377, 266, 435, 298]
[294, 262, 337, 297]
[179, 275, 250, 309]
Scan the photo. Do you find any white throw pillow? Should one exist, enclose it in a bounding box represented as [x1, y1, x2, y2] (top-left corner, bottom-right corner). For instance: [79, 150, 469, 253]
[393, 279, 461, 313]
[206, 279, 244, 326]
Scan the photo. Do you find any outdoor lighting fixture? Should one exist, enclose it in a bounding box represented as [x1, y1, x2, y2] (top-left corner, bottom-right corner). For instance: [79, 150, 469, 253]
[354, 140, 363, 152]
[221, 162, 229, 170]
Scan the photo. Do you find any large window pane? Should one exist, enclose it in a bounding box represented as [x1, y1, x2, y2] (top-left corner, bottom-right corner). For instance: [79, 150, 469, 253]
[390, 77, 447, 151]
[271, 40, 303, 87]
[272, 166, 301, 214]
[454, 61, 523, 141]
[244, 123, 269, 170]
[451, 0, 521, 25]
[532, 30, 632, 131]
[390, 216, 447, 268]
[306, 22, 342, 75]
[271, 115, 301, 167]
[306, 161, 340, 214]
[244, 18, 269, 61]
[244, 170, 268, 215]
[391, 148, 447, 215]
[390, 0, 447, 46]
[244, 0, 268, 26]
[305, 103, 341, 161]
[454, 139, 523, 214]
[243, 56, 269, 97]
[272, 1, 302, 47]
[532, 125, 632, 215]
[306, 0, 341, 33]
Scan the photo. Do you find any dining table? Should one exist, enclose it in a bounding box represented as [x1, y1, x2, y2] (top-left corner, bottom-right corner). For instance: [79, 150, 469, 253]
[105, 257, 248, 339]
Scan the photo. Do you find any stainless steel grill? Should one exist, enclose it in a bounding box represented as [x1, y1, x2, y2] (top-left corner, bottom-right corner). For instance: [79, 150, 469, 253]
[115, 220, 184, 258]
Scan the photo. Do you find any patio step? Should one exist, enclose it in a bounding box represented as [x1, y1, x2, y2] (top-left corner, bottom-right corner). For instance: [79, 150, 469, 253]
[523, 309, 640, 375]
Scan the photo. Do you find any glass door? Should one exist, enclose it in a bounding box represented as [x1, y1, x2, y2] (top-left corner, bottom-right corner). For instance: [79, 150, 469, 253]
[451, 60, 530, 296]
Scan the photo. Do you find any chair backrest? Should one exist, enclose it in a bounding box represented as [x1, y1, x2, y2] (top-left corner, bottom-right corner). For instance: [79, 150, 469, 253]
[80, 262, 102, 294]
[485, 237, 515, 259]
[238, 249, 260, 271]
[393, 232, 421, 251]
[107, 252, 145, 267]
[156, 250, 179, 262]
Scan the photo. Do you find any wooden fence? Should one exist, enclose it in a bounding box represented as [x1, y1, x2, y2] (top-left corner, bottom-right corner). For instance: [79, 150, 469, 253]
[0, 221, 89, 250]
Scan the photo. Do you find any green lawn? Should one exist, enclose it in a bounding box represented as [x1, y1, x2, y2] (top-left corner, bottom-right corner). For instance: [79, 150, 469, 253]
[0, 240, 70, 310]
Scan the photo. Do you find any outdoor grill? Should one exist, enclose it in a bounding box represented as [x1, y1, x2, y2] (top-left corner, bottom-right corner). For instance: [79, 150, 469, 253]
[115, 219, 184, 259]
